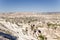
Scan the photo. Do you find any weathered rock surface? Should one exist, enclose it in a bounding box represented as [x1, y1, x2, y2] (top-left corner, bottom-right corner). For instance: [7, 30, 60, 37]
[0, 12, 60, 40]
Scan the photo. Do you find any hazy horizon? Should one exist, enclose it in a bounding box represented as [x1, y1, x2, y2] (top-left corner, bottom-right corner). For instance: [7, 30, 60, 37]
[0, 0, 60, 12]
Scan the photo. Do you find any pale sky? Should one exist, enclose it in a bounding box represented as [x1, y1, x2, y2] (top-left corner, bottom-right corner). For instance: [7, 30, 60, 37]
[0, 0, 60, 12]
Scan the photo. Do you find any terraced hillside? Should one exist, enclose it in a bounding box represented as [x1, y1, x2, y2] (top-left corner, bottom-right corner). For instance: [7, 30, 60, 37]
[0, 12, 60, 40]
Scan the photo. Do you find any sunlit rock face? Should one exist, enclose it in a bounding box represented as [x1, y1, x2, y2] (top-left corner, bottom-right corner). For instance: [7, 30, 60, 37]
[0, 12, 60, 40]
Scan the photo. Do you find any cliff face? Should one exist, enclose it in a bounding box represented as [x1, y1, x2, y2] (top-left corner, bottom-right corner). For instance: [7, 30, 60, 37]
[0, 12, 60, 40]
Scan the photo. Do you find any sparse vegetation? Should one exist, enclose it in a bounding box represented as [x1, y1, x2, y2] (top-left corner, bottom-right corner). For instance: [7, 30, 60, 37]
[38, 35, 47, 40]
[0, 13, 60, 40]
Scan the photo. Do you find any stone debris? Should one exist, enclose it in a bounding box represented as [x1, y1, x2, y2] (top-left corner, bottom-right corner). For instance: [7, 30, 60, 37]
[0, 13, 60, 40]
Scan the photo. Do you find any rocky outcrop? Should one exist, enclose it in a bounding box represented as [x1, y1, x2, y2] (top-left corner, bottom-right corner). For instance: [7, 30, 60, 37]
[0, 13, 60, 40]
